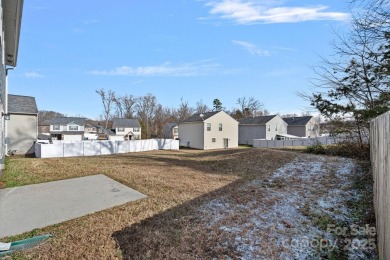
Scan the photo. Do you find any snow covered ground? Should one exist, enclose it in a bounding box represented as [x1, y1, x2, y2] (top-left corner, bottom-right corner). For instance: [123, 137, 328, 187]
[199, 155, 376, 259]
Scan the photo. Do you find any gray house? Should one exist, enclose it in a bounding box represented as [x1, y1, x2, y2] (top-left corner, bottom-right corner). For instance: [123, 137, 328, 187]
[110, 118, 141, 140]
[162, 122, 178, 139]
[238, 115, 288, 145]
[179, 111, 239, 150]
[50, 117, 86, 141]
[7, 94, 38, 154]
[283, 116, 320, 138]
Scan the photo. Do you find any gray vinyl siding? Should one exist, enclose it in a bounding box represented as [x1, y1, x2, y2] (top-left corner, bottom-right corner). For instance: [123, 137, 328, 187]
[287, 125, 306, 137]
[7, 114, 38, 154]
[179, 122, 204, 149]
[239, 125, 266, 145]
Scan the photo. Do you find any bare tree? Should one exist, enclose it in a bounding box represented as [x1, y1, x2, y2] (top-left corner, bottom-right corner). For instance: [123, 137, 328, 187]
[236, 97, 264, 118]
[175, 98, 194, 123]
[123, 94, 137, 119]
[96, 89, 115, 130]
[136, 94, 157, 138]
[112, 94, 124, 118]
[195, 100, 209, 114]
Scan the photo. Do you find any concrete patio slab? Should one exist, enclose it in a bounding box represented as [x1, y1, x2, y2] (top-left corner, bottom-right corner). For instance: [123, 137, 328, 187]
[0, 174, 146, 238]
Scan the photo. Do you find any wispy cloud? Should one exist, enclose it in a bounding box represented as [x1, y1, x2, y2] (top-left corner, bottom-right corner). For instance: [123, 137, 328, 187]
[232, 40, 270, 56]
[204, 0, 350, 24]
[89, 60, 221, 76]
[24, 71, 44, 78]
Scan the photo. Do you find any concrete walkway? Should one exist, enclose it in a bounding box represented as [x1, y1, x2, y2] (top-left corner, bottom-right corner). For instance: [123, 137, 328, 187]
[0, 174, 146, 238]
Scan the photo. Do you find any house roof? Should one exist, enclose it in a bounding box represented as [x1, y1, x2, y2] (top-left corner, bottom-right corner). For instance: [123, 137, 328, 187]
[164, 122, 178, 129]
[182, 111, 220, 123]
[238, 115, 277, 125]
[50, 117, 86, 126]
[8, 94, 38, 114]
[3, 0, 24, 67]
[283, 116, 313, 126]
[112, 118, 140, 128]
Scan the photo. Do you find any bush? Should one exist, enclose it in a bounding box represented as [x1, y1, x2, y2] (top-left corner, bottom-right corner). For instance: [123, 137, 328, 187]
[306, 144, 326, 154]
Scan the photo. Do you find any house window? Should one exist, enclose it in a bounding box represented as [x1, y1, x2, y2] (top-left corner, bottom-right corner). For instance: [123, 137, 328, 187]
[212, 138, 216, 142]
[53, 125, 60, 130]
[207, 123, 211, 131]
[173, 128, 178, 134]
[267, 125, 270, 131]
[118, 127, 125, 132]
[275, 125, 278, 131]
[69, 125, 78, 131]
[219, 123, 222, 131]
[133, 127, 140, 132]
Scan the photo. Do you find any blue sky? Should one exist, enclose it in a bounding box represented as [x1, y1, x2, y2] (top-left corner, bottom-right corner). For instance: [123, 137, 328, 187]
[10, 0, 351, 119]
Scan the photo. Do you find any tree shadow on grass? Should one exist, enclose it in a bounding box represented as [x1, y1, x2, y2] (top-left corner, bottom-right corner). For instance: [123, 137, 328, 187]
[112, 149, 298, 259]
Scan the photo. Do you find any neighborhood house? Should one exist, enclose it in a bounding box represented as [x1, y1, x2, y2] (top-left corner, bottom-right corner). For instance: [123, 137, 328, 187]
[283, 116, 320, 138]
[50, 117, 86, 141]
[238, 115, 288, 145]
[179, 111, 238, 150]
[7, 94, 38, 155]
[109, 118, 141, 141]
[162, 122, 179, 140]
[0, 0, 23, 171]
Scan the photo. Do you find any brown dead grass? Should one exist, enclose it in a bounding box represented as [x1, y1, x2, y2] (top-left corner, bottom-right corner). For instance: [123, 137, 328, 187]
[1, 148, 297, 259]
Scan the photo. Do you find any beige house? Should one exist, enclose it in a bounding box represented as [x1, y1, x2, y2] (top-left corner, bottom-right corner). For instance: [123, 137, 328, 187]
[109, 118, 141, 140]
[162, 122, 178, 139]
[179, 111, 238, 150]
[7, 94, 38, 155]
[238, 115, 288, 145]
[283, 116, 320, 138]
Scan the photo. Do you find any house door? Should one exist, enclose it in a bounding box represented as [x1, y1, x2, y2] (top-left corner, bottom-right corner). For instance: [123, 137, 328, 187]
[223, 138, 229, 149]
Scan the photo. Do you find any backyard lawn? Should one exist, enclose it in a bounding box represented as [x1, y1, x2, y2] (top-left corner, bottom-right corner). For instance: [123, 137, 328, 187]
[0, 148, 375, 259]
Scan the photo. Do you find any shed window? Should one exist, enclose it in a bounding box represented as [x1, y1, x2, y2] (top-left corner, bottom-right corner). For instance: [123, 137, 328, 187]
[53, 125, 60, 130]
[207, 123, 211, 131]
[118, 127, 125, 132]
[267, 125, 270, 131]
[212, 138, 216, 142]
[69, 125, 78, 131]
[219, 123, 222, 131]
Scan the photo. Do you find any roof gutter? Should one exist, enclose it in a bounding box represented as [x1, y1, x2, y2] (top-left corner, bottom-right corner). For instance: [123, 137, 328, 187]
[3, 0, 24, 67]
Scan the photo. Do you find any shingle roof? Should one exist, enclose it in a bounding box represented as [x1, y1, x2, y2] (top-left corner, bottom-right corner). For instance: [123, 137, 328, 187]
[50, 117, 85, 126]
[283, 116, 313, 126]
[182, 111, 220, 123]
[165, 122, 178, 129]
[112, 118, 140, 128]
[238, 115, 277, 125]
[8, 94, 38, 114]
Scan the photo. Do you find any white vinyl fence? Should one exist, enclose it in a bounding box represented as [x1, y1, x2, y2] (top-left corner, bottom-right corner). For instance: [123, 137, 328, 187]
[35, 139, 179, 158]
[253, 136, 343, 148]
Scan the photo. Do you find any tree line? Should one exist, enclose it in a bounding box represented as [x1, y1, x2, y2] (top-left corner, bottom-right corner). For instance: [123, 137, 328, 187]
[95, 89, 269, 139]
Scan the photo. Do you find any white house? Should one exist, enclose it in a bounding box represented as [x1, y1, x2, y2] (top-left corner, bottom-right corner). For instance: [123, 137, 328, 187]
[109, 118, 141, 141]
[238, 115, 288, 145]
[179, 111, 239, 150]
[162, 122, 179, 139]
[7, 94, 38, 155]
[0, 0, 24, 171]
[50, 117, 86, 141]
[283, 116, 320, 138]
